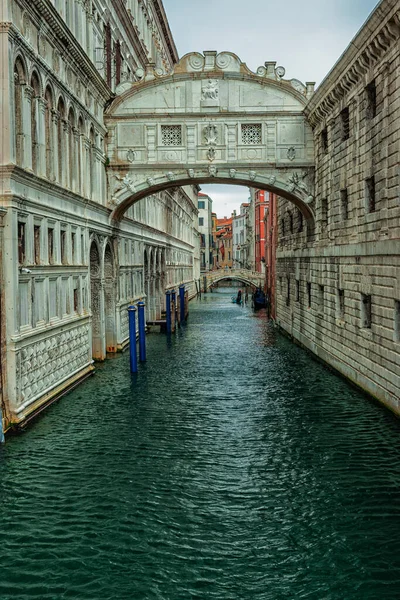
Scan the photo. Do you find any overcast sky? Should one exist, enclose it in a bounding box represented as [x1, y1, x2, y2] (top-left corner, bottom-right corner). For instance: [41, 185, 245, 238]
[163, 0, 379, 216]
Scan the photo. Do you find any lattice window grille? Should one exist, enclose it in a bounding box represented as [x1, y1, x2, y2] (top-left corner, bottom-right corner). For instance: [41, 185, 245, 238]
[241, 123, 262, 145]
[161, 125, 182, 146]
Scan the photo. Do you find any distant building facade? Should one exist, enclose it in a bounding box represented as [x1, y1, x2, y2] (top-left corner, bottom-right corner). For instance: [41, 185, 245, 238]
[198, 192, 213, 271]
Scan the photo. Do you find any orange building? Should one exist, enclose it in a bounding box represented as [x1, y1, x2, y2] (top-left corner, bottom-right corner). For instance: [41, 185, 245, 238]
[264, 194, 278, 318]
[254, 190, 269, 273]
[216, 216, 233, 269]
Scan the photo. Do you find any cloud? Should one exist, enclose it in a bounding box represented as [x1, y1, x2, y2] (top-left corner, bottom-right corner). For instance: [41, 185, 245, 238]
[164, 0, 378, 86]
[200, 184, 251, 217]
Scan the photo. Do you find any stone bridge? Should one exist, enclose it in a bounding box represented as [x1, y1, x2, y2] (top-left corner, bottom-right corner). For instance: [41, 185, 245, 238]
[105, 51, 316, 230]
[203, 269, 265, 291]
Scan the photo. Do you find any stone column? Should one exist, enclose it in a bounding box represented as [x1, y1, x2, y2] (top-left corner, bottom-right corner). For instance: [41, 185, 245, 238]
[83, 136, 91, 198]
[72, 127, 79, 193]
[22, 85, 33, 171]
[51, 109, 59, 182]
[37, 97, 47, 177]
[62, 118, 69, 189]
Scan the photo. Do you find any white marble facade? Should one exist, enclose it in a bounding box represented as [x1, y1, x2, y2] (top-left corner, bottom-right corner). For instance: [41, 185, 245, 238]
[0, 0, 199, 427]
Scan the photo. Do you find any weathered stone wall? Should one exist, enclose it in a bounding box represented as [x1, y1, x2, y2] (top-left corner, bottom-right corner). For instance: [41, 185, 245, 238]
[276, 0, 400, 414]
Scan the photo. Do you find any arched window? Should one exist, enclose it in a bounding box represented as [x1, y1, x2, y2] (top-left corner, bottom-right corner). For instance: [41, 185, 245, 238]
[44, 85, 53, 180]
[57, 97, 65, 183]
[14, 58, 26, 166]
[30, 71, 41, 173]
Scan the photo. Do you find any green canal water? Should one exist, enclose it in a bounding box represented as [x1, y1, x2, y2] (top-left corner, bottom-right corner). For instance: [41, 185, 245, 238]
[1, 290, 400, 599]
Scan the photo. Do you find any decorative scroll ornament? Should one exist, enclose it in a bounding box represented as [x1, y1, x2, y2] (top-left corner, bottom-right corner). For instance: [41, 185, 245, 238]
[287, 147, 296, 161]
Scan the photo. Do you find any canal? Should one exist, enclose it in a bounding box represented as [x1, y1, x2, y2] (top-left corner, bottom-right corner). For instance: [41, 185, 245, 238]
[1, 289, 400, 599]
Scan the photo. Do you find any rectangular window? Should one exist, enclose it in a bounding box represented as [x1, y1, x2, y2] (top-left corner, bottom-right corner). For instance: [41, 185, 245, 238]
[337, 288, 345, 320]
[340, 189, 349, 221]
[73, 279, 79, 313]
[48, 228, 54, 264]
[340, 107, 350, 141]
[286, 277, 290, 306]
[241, 123, 262, 145]
[281, 218, 285, 236]
[161, 125, 182, 146]
[34, 225, 40, 265]
[366, 80, 377, 120]
[199, 217, 204, 227]
[298, 210, 303, 233]
[318, 285, 324, 312]
[18, 221, 26, 264]
[307, 282, 312, 308]
[296, 279, 300, 302]
[321, 127, 328, 154]
[366, 176, 376, 213]
[394, 300, 400, 343]
[71, 232, 76, 264]
[321, 198, 328, 230]
[61, 230, 67, 264]
[361, 293, 372, 329]
[198, 200, 205, 209]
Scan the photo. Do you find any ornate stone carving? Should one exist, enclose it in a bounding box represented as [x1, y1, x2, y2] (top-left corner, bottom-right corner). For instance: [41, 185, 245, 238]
[166, 172, 175, 181]
[147, 177, 155, 186]
[127, 150, 136, 163]
[229, 169, 237, 178]
[287, 147, 296, 161]
[16, 325, 90, 404]
[187, 169, 195, 178]
[208, 166, 217, 177]
[275, 66, 286, 79]
[249, 170, 257, 181]
[207, 147, 216, 162]
[203, 124, 218, 146]
[201, 79, 219, 101]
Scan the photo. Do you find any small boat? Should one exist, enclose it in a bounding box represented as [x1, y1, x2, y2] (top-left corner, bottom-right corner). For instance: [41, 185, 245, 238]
[252, 288, 267, 309]
[231, 290, 243, 304]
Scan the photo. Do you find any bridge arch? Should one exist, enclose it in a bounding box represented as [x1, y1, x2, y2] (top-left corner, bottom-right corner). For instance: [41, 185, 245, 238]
[105, 51, 316, 229]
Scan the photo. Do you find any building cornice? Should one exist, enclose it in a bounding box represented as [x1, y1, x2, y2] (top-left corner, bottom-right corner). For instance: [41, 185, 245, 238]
[305, 0, 400, 128]
[13, 0, 111, 101]
[150, 0, 179, 65]
[110, 0, 150, 67]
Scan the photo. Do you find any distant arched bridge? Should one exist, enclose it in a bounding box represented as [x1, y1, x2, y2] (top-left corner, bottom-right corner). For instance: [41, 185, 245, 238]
[203, 269, 265, 291]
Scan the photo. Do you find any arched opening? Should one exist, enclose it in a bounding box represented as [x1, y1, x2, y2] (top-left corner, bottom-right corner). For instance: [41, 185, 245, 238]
[44, 85, 53, 180]
[30, 71, 41, 174]
[89, 241, 104, 360]
[104, 243, 117, 353]
[14, 58, 26, 166]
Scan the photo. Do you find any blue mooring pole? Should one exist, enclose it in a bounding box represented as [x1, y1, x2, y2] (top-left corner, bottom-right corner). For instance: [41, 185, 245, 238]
[166, 290, 171, 334]
[137, 301, 147, 362]
[179, 285, 185, 325]
[128, 305, 138, 374]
